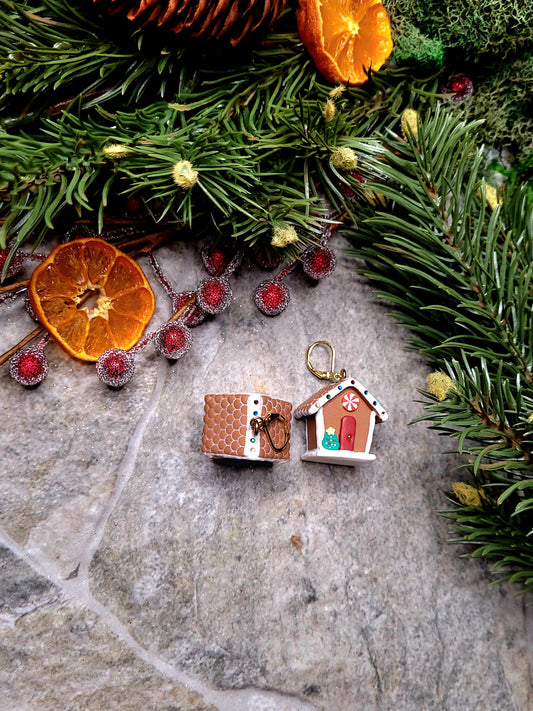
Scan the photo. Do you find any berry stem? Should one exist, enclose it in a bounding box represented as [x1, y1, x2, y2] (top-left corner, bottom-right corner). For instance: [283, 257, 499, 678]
[0, 325, 45, 366]
[19, 252, 46, 262]
[0, 280, 29, 295]
[276, 261, 299, 281]
[118, 227, 183, 257]
[149, 252, 180, 303]
[0, 285, 27, 305]
[36, 333, 51, 350]
[129, 330, 157, 355]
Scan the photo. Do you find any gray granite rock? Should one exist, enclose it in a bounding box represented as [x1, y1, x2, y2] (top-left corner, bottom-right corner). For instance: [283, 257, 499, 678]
[0, 546, 218, 711]
[1, 237, 532, 710]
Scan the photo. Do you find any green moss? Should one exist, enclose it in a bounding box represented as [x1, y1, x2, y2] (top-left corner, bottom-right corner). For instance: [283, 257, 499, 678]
[391, 20, 445, 68]
[454, 55, 533, 163]
[383, 0, 533, 162]
[384, 0, 533, 63]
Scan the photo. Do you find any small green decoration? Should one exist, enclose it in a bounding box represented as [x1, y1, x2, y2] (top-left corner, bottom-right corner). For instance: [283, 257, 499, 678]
[322, 427, 339, 450]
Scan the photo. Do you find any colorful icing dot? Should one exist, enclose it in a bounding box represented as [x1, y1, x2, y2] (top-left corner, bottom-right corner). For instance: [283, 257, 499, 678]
[251, 438, 256, 443]
[338, 385, 342, 390]
[253, 411, 258, 416]
[326, 394, 331, 399]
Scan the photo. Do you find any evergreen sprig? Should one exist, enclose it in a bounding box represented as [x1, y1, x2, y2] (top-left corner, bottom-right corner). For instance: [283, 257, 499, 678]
[0, 0, 440, 276]
[347, 105, 533, 591]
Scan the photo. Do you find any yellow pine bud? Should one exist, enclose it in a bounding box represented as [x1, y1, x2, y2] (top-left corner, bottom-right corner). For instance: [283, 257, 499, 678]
[476, 183, 501, 210]
[103, 143, 131, 159]
[329, 85, 346, 99]
[331, 146, 358, 171]
[401, 108, 419, 139]
[323, 99, 336, 122]
[485, 184, 500, 210]
[426, 371, 454, 401]
[452, 482, 483, 508]
[172, 160, 198, 189]
[271, 224, 299, 248]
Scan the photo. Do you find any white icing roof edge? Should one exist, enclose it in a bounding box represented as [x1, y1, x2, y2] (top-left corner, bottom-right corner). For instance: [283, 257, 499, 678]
[305, 377, 389, 423]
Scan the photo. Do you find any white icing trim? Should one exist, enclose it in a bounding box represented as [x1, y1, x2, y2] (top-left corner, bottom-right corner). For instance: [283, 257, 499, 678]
[244, 393, 262, 459]
[305, 378, 388, 422]
[364, 411, 376, 454]
[301, 449, 376, 465]
[315, 408, 325, 452]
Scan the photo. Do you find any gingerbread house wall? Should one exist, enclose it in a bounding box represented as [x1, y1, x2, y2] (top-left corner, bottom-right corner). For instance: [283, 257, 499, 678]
[316, 387, 373, 453]
[202, 393, 292, 461]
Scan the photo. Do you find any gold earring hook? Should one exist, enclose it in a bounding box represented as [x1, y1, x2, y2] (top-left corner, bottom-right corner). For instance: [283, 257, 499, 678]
[249, 412, 290, 452]
[305, 341, 346, 382]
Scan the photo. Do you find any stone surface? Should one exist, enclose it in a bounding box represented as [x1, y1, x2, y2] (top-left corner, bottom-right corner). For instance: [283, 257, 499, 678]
[0, 546, 218, 711]
[0, 236, 532, 710]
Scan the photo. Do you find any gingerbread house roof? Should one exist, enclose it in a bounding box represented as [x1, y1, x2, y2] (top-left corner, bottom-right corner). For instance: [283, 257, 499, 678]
[294, 377, 388, 423]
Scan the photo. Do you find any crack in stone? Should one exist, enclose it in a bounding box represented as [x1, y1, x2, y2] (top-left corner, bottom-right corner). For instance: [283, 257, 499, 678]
[0, 485, 319, 711]
[76, 356, 169, 583]
[361, 624, 383, 703]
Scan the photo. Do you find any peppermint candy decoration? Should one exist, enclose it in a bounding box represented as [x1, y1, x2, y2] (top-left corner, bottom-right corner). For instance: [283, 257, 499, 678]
[342, 392, 360, 411]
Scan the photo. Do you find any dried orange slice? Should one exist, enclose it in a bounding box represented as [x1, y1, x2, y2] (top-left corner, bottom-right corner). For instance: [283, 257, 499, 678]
[297, 0, 393, 85]
[29, 238, 155, 361]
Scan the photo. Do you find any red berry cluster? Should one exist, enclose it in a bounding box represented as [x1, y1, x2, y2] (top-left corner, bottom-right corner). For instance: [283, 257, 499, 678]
[253, 243, 337, 317]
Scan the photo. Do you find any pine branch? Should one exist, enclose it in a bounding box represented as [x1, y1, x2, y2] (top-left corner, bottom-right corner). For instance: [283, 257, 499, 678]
[1, 0, 442, 275]
[347, 105, 533, 590]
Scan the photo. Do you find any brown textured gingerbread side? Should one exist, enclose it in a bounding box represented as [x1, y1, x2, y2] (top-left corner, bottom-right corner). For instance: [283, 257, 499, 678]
[202, 394, 292, 461]
[260, 396, 292, 460]
[294, 383, 334, 419]
[202, 394, 248, 457]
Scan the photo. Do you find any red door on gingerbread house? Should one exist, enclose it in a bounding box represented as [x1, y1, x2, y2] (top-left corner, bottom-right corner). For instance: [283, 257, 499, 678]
[294, 377, 388, 465]
[339, 415, 356, 450]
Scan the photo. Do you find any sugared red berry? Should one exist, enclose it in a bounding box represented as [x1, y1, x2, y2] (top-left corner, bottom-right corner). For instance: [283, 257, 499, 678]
[442, 75, 474, 102]
[172, 291, 205, 327]
[200, 242, 234, 275]
[254, 279, 290, 316]
[9, 347, 49, 387]
[251, 246, 283, 271]
[96, 348, 135, 388]
[196, 277, 232, 314]
[0, 248, 24, 279]
[341, 171, 366, 201]
[302, 246, 337, 280]
[154, 322, 193, 360]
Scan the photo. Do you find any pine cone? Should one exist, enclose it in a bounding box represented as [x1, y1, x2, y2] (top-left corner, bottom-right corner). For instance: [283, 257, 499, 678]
[98, 0, 288, 45]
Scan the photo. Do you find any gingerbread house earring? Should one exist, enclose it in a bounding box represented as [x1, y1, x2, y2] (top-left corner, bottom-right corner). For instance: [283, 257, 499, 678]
[202, 393, 292, 463]
[294, 341, 388, 465]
